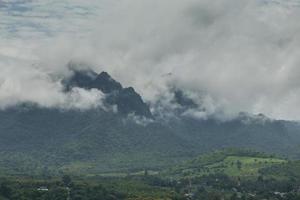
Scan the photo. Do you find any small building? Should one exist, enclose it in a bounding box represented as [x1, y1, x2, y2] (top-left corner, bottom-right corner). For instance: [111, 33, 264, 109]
[37, 186, 49, 191]
[184, 192, 194, 200]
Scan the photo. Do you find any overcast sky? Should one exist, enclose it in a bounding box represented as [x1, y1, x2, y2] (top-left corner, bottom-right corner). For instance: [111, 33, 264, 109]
[1, 0, 300, 120]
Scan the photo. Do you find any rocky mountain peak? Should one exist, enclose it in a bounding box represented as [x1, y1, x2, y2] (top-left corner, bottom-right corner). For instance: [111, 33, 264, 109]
[63, 68, 152, 118]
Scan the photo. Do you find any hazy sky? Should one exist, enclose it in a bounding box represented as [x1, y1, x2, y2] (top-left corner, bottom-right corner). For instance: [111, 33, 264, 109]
[1, 0, 300, 120]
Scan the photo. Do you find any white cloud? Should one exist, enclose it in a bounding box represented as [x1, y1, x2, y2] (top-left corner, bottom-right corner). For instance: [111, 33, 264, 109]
[0, 56, 106, 110]
[1, 0, 300, 120]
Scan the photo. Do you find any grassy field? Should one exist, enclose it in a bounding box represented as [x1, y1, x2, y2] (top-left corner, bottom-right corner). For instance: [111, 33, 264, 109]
[164, 149, 287, 179]
[211, 156, 286, 177]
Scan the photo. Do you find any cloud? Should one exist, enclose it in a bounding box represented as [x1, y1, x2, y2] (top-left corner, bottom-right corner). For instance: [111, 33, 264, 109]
[1, 0, 300, 120]
[88, 0, 300, 121]
[0, 56, 106, 110]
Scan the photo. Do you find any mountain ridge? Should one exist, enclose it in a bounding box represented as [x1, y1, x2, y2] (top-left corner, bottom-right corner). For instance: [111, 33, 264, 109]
[0, 68, 299, 175]
[63, 68, 153, 117]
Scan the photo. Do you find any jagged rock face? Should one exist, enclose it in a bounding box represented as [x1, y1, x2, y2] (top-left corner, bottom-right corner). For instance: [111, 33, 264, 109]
[92, 72, 123, 93]
[106, 87, 153, 118]
[63, 69, 152, 118]
[63, 68, 98, 91]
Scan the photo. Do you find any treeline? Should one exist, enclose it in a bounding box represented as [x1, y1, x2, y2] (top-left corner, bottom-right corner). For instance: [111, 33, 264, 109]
[1, 173, 300, 200]
[0, 176, 125, 200]
[173, 173, 300, 200]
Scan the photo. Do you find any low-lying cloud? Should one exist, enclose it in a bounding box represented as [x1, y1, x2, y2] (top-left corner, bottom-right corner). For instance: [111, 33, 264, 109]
[0, 56, 105, 110]
[1, 0, 300, 120]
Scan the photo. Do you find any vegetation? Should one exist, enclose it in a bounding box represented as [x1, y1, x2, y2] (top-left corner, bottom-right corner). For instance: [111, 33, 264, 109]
[1, 149, 300, 199]
[0, 177, 125, 200]
[1, 71, 300, 176]
[164, 148, 286, 179]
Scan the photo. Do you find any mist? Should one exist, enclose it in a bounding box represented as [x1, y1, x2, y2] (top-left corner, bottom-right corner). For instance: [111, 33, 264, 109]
[1, 0, 300, 120]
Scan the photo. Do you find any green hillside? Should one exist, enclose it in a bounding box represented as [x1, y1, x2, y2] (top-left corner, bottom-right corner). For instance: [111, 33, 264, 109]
[163, 149, 287, 179]
[259, 160, 300, 180]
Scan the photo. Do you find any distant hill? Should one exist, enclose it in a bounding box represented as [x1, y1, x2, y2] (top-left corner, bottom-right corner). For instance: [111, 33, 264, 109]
[163, 149, 287, 179]
[259, 160, 300, 180]
[0, 68, 300, 175]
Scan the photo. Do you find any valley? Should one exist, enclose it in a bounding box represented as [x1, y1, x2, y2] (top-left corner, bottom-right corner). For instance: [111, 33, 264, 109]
[1, 149, 300, 200]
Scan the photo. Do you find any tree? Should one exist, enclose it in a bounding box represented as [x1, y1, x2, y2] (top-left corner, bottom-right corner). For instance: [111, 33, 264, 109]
[230, 193, 238, 200]
[62, 175, 72, 187]
[144, 169, 148, 176]
[237, 160, 242, 170]
[0, 182, 12, 198]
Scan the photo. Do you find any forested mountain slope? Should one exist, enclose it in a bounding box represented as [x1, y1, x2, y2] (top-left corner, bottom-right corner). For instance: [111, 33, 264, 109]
[0, 69, 299, 175]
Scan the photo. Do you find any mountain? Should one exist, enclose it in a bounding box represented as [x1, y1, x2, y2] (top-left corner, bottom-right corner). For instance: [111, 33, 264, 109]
[63, 68, 152, 117]
[0, 68, 300, 175]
